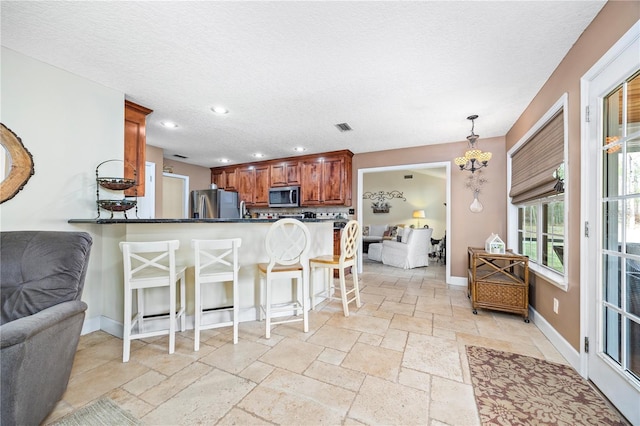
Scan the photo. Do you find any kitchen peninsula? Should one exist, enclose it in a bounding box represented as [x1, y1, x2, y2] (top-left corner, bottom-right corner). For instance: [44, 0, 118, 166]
[68, 218, 336, 336]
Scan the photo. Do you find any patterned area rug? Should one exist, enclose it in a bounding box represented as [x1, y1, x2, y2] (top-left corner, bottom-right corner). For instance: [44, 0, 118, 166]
[50, 397, 141, 426]
[466, 346, 628, 425]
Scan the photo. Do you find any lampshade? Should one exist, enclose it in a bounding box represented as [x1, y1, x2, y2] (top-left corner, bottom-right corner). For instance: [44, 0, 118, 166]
[412, 210, 426, 219]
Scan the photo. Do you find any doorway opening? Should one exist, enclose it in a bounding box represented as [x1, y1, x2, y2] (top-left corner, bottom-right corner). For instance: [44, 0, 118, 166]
[357, 161, 451, 284]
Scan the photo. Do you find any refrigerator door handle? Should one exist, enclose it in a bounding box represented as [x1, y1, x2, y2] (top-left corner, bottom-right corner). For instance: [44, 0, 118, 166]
[199, 195, 206, 217]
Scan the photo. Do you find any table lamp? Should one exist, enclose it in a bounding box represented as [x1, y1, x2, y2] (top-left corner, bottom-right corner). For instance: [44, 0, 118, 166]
[412, 209, 426, 228]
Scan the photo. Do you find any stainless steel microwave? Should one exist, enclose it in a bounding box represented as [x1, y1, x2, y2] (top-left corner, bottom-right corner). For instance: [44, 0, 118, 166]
[268, 186, 300, 207]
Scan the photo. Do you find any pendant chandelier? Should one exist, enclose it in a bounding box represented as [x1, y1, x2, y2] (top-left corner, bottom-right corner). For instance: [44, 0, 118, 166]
[454, 115, 492, 173]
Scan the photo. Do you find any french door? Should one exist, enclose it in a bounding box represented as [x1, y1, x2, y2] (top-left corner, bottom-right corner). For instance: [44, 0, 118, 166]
[583, 21, 640, 425]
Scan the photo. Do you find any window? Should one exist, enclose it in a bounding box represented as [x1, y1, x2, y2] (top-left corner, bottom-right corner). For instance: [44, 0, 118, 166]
[508, 94, 568, 287]
[517, 194, 565, 275]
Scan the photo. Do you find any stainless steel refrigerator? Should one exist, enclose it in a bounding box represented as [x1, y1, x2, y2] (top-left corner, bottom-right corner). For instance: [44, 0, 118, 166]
[190, 189, 240, 219]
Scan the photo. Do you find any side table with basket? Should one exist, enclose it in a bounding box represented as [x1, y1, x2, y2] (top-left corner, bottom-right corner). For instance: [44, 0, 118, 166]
[467, 247, 530, 322]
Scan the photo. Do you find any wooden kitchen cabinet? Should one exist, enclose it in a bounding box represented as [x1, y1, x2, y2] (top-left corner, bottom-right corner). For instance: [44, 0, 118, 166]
[237, 165, 269, 206]
[254, 165, 270, 206]
[210, 150, 352, 206]
[270, 161, 300, 187]
[237, 168, 254, 204]
[124, 100, 152, 196]
[211, 169, 237, 190]
[211, 170, 225, 188]
[467, 247, 529, 322]
[300, 153, 352, 206]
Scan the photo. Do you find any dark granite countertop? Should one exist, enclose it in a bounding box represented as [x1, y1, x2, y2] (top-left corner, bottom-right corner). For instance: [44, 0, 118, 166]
[68, 218, 340, 225]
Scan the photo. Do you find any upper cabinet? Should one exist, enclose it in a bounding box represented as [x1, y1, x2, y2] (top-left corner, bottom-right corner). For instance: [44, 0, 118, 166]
[300, 153, 352, 206]
[124, 100, 152, 197]
[211, 150, 352, 207]
[237, 165, 270, 206]
[270, 161, 300, 187]
[211, 168, 237, 190]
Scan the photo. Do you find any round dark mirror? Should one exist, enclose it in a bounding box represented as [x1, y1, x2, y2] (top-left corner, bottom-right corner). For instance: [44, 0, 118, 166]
[1, 123, 34, 203]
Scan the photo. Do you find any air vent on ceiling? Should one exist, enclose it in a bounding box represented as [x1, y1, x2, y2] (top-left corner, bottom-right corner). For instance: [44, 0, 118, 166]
[173, 154, 188, 159]
[335, 122, 353, 132]
[404, 175, 413, 179]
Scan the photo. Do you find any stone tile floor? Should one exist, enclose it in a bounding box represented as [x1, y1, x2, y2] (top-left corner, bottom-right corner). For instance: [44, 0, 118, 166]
[45, 258, 568, 425]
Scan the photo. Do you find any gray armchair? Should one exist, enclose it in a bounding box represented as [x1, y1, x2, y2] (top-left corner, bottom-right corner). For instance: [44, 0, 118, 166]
[1, 231, 92, 426]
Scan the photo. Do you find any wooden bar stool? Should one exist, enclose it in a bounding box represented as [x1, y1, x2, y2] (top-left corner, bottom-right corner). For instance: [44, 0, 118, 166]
[192, 238, 241, 350]
[257, 219, 311, 338]
[120, 240, 186, 362]
[310, 220, 361, 316]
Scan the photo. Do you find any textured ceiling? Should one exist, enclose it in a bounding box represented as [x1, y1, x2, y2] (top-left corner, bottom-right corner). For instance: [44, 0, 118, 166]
[1, 1, 606, 168]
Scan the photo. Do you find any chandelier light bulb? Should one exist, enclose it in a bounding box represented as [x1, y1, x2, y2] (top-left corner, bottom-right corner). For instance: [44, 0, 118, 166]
[454, 157, 467, 166]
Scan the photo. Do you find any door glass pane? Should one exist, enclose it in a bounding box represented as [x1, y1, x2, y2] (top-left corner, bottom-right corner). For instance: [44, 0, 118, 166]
[604, 254, 622, 307]
[627, 138, 640, 195]
[629, 197, 640, 247]
[603, 141, 623, 198]
[605, 84, 623, 142]
[628, 258, 640, 316]
[603, 200, 622, 252]
[629, 318, 640, 380]
[604, 306, 622, 365]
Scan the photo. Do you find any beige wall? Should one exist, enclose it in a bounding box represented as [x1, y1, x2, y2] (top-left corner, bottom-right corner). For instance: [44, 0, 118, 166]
[144, 146, 212, 218]
[353, 136, 507, 279]
[163, 157, 211, 192]
[505, 2, 640, 350]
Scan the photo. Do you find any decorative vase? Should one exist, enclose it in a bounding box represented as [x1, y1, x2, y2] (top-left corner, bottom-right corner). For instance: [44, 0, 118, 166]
[470, 190, 483, 213]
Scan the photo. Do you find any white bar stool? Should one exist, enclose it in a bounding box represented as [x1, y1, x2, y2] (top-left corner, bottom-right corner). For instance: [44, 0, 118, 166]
[192, 238, 242, 350]
[257, 219, 311, 339]
[310, 220, 361, 316]
[120, 240, 186, 362]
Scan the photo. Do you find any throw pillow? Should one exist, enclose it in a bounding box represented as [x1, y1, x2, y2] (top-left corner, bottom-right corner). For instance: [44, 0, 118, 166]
[362, 225, 370, 237]
[389, 226, 399, 238]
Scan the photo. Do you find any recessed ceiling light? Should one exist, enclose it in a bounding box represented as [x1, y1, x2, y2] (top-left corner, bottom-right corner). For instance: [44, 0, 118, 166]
[161, 121, 178, 128]
[211, 106, 229, 114]
[294, 147, 306, 152]
[220, 158, 230, 163]
[252, 153, 265, 158]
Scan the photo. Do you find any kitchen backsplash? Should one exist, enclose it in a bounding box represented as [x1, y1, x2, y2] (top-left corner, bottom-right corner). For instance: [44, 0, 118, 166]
[249, 206, 351, 220]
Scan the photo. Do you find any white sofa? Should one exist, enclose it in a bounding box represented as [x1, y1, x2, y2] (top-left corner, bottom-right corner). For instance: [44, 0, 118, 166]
[380, 227, 433, 269]
[362, 224, 387, 252]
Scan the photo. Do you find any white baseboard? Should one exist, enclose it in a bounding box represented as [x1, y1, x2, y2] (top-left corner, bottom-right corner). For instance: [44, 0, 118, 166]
[81, 316, 101, 335]
[448, 275, 467, 287]
[82, 306, 263, 338]
[529, 307, 581, 372]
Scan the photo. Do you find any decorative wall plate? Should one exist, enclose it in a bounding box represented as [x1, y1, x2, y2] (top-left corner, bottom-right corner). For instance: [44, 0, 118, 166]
[0, 123, 34, 204]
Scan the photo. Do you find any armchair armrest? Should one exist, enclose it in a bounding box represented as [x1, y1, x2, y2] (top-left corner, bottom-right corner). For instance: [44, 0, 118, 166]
[1, 300, 87, 348]
[1, 300, 87, 426]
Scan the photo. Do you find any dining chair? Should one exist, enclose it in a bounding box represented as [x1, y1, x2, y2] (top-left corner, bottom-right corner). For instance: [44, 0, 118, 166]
[310, 220, 361, 316]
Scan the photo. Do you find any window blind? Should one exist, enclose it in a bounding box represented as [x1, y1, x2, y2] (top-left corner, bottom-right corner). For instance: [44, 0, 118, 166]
[509, 110, 564, 204]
